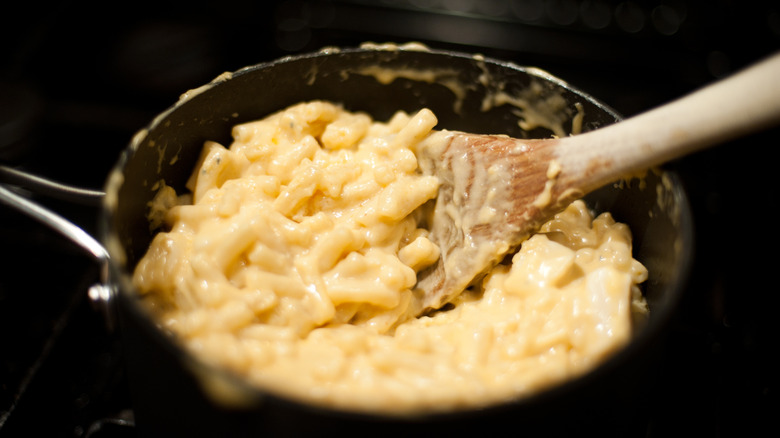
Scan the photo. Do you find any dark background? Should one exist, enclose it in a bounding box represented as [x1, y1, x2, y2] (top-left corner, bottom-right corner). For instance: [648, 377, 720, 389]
[1, 1, 778, 436]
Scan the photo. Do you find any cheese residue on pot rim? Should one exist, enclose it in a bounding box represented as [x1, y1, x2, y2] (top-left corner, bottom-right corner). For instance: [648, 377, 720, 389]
[132, 101, 649, 414]
[349, 44, 582, 137]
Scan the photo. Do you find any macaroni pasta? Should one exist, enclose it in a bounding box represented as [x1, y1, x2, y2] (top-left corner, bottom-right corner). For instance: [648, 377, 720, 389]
[133, 101, 648, 413]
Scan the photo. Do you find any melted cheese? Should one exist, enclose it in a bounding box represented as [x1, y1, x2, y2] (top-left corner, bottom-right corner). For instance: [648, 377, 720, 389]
[133, 101, 648, 414]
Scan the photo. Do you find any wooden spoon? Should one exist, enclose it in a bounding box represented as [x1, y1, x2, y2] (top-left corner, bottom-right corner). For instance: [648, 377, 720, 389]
[413, 52, 780, 313]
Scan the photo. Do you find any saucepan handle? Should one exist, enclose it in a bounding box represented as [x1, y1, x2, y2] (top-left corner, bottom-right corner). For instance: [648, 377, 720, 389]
[0, 164, 116, 330]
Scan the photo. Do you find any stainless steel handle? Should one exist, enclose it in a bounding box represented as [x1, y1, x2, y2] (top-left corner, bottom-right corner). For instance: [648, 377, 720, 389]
[0, 168, 115, 330]
[0, 164, 104, 205]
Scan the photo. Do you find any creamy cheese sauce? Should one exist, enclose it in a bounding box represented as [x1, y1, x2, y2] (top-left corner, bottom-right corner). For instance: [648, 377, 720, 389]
[132, 101, 648, 414]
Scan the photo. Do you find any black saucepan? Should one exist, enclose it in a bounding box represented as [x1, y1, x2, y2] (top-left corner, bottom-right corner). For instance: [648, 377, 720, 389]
[6, 45, 695, 437]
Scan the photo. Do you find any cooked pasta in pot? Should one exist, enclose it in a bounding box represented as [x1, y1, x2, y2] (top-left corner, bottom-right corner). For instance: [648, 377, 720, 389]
[132, 101, 648, 413]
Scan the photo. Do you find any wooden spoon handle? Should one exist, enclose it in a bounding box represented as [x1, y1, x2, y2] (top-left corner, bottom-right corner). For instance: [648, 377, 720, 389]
[554, 52, 780, 194]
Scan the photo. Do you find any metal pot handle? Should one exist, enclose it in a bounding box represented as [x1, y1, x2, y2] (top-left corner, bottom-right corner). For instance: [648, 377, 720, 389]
[0, 164, 104, 205]
[0, 164, 116, 330]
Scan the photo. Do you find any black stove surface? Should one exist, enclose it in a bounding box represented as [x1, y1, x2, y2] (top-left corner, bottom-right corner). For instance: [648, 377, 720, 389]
[2, 1, 778, 436]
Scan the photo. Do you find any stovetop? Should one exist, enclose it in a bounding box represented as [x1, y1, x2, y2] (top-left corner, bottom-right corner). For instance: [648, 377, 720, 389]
[2, 1, 778, 436]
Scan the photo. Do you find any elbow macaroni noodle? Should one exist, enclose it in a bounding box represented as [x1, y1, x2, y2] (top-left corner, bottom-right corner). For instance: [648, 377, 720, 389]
[133, 101, 649, 413]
